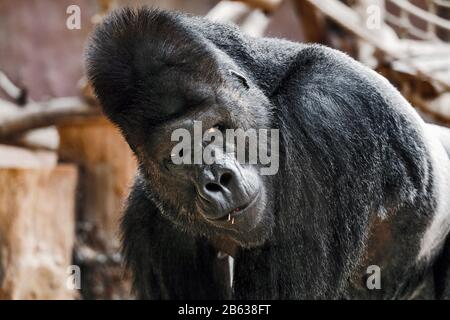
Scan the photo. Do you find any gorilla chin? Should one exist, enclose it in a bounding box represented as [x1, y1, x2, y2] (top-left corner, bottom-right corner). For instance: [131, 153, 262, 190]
[185, 157, 273, 247]
[199, 186, 270, 247]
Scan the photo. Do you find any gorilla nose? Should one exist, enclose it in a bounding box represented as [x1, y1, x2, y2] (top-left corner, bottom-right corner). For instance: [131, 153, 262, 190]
[199, 169, 246, 220]
[205, 172, 233, 194]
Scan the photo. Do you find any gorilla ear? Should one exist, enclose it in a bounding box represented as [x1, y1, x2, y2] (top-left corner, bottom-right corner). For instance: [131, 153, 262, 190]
[228, 69, 250, 90]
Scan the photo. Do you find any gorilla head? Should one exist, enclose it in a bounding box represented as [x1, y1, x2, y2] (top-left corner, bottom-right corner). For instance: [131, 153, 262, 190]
[86, 8, 275, 247]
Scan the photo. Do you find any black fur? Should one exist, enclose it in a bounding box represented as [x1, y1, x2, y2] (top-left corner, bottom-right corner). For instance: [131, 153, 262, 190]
[86, 7, 450, 299]
[121, 175, 231, 299]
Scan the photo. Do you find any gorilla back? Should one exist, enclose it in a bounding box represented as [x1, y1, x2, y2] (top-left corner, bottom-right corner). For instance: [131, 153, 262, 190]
[86, 8, 450, 299]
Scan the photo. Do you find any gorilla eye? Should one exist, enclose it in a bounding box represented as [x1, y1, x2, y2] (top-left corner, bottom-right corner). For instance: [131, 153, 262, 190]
[212, 123, 226, 133]
[228, 69, 250, 89]
[167, 149, 183, 162]
[164, 148, 186, 170]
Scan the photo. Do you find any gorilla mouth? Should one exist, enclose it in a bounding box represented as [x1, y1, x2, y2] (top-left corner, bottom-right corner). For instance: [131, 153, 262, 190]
[212, 191, 260, 224]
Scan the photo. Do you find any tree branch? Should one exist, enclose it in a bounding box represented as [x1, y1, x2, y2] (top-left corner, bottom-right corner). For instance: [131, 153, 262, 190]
[0, 97, 101, 140]
[0, 71, 27, 105]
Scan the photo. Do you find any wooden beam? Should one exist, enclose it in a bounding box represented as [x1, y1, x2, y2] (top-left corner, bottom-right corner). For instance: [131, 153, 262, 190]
[303, 0, 450, 91]
[294, 0, 326, 43]
[390, 0, 450, 31]
[0, 97, 100, 140]
[236, 0, 283, 13]
[207, 1, 271, 37]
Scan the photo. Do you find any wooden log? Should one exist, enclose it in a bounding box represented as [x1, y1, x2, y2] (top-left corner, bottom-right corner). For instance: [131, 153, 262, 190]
[0, 97, 61, 150]
[0, 157, 78, 299]
[57, 117, 136, 299]
[57, 116, 136, 251]
[238, 0, 282, 12]
[206, 1, 271, 37]
[294, 0, 327, 43]
[0, 97, 101, 140]
[304, 0, 450, 91]
[206, 0, 252, 23]
[0, 144, 57, 168]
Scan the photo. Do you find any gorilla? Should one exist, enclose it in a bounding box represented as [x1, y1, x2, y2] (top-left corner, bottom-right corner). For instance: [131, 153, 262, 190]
[86, 7, 450, 299]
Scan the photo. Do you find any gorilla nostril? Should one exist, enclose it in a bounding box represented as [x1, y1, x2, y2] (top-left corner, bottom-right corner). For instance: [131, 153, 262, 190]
[205, 182, 222, 192]
[219, 172, 233, 187]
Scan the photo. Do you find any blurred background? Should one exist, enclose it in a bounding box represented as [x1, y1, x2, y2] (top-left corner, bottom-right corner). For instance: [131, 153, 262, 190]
[0, 0, 449, 300]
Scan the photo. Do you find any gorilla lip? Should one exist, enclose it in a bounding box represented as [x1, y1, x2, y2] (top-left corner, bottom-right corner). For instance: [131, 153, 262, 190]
[213, 191, 260, 223]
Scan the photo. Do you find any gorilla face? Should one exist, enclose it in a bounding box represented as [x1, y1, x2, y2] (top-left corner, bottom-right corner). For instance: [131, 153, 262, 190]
[119, 66, 275, 247]
[86, 8, 278, 247]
